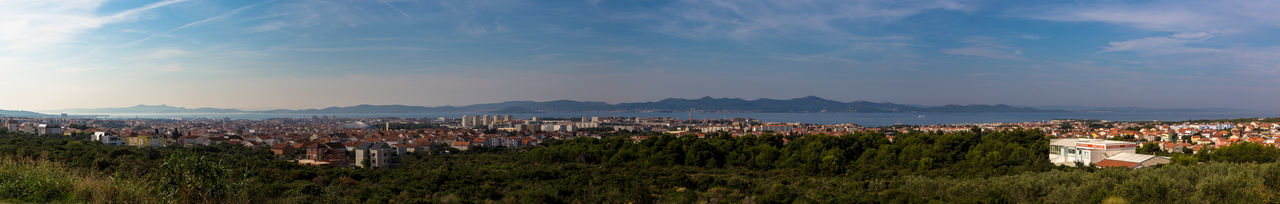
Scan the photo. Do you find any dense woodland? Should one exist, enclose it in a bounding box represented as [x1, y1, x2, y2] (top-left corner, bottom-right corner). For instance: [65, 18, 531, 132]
[1, 128, 1279, 203]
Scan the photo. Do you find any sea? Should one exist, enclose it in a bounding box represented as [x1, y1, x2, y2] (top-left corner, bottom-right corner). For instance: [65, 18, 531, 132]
[82, 111, 1280, 127]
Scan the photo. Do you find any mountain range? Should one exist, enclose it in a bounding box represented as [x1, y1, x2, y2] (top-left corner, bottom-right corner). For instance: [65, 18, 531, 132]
[36, 96, 1063, 114]
[0, 109, 53, 117]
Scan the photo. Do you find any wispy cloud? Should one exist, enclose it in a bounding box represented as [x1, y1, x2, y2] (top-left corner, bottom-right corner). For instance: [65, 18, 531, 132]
[0, 0, 191, 51]
[1099, 32, 1219, 54]
[459, 17, 507, 35]
[125, 1, 273, 47]
[270, 46, 432, 52]
[145, 48, 189, 59]
[1026, 0, 1280, 72]
[654, 0, 969, 39]
[1026, 0, 1280, 33]
[767, 54, 859, 64]
[942, 36, 1027, 61]
[380, 0, 412, 19]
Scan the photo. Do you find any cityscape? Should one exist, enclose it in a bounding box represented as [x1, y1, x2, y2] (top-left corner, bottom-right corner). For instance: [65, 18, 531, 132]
[4, 0, 1280, 203]
[6, 113, 1280, 170]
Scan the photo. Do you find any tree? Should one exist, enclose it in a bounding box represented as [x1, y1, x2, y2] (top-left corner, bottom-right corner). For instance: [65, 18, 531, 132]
[1137, 143, 1162, 154]
[1206, 142, 1280, 163]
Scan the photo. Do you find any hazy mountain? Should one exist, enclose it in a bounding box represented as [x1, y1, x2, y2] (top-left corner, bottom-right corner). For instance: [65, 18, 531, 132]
[920, 104, 1056, 112]
[463, 100, 613, 112]
[612, 96, 919, 112]
[266, 104, 464, 114]
[56, 105, 241, 113]
[489, 106, 542, 114]
[0, 109, 53, 117]
[1034, 106, 1244, 113]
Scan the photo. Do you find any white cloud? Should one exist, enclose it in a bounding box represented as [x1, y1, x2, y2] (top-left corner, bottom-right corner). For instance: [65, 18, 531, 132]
[459, 18, 507, 35]
[145, 48, 188, 59]
[656, 0, 969, 39]
[159, 63, 183, 72]
[1028, 0, 1280, 33]
[1028, 1, 1280, 73]
[1099, 33, 1219, 54]
[942, 36, 1027, 61]
[0, 0, 190, 51]
[251, 21, 289, 32]
[126, 1, 270, 46]
[270, 46, 432, 52]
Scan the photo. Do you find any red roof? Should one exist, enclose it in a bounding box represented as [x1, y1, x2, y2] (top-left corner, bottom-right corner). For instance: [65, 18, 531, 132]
[271, 143, 291, 149]
[1094, 159, 1140, 168]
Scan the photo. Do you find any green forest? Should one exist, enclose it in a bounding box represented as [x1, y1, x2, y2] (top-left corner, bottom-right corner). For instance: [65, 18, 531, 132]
[1, 129, 1279, 203]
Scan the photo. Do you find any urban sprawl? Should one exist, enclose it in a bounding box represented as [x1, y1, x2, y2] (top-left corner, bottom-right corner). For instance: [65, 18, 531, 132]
[5, 115, 1274, 169]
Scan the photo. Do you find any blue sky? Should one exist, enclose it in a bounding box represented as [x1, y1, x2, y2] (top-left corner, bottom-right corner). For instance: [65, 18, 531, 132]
[1, 0, 1279, 111]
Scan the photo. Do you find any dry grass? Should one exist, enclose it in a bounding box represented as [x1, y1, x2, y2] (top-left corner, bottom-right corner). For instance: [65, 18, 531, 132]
[0, 156, 159, 203]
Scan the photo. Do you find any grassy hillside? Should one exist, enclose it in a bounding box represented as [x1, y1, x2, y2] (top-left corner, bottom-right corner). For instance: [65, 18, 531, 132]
[0, 156, 156, 203]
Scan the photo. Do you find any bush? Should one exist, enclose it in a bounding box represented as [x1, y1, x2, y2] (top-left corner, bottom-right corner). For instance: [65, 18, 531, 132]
[155, 153, 248, 203]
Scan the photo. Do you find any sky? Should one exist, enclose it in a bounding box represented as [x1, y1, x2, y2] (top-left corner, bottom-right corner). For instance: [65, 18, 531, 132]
[1, 0, 1279, 111]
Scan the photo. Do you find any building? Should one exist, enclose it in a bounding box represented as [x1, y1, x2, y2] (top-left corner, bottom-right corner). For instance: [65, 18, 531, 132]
[1093, 153, 1172, 169]
[90, 132, 124, 146]
[1049, 138, 1169, 168]
[126, 135, 162, 147]
[301, 142, 348, 167]
[754, 125, 794, 132]
[36, 124, 63, 136]
[354, 142, 398, 169]
[1, 120, 15, 132]
[271, 143, 295, 156]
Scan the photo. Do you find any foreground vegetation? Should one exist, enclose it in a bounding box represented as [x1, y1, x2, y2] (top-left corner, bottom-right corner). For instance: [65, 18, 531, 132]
[1, 129, 1278, 203]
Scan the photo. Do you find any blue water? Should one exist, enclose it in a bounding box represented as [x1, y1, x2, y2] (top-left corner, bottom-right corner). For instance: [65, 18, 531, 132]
[89, 111, 1280, 127]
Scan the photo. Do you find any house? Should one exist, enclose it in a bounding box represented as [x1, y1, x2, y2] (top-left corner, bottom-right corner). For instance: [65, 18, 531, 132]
[270, 142, 295, 156]
[354, 142, 398, 169]
[1049, 138, 1169, 168]
[300, 142, 348, 167]
[126, 135, 163, 147]
[451, 141, 470, 151]
[36, 124, 63, 136]
[90, 132, 124, 146]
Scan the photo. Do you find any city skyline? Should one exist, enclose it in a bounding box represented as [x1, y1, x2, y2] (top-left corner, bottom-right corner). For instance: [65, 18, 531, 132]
[3, 0, 1279, 111]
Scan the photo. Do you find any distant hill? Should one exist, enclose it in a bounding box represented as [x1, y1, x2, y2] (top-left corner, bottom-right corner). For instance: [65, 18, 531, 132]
[0, 109, 53, 117]
[57, 105, 241, 114]
[264, 104, 464, 114]
[608, 96, 919, 112]
[489, 106, 542, 114]
[921, 104, 1055, 112]
[463, 100, 613, 112]
[1035, 106, 1244, 113]
[49, 96, 1084, 115]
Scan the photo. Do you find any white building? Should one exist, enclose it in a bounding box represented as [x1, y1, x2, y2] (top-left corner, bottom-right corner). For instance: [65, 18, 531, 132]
[1049, 138, 1169, 168]
[753, 125, 794, 132]
[90, 132, 125, 146]
[354, 142, 398, 169]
